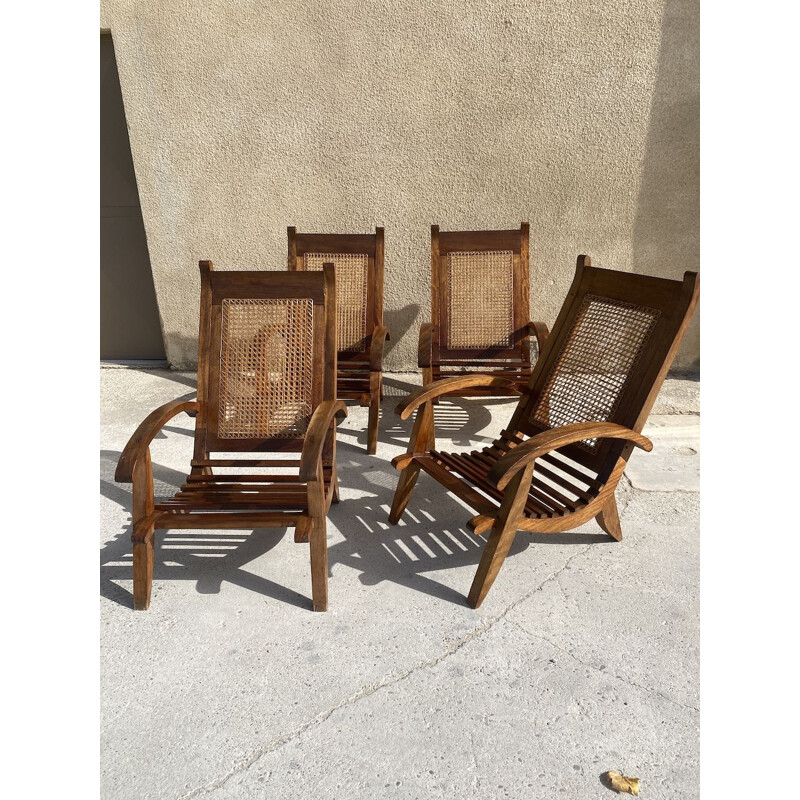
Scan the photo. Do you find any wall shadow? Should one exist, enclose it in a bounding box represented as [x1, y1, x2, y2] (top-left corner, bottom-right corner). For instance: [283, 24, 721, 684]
[336, 374, 519, 451]
[100, 449, 308, 610]
[632, 0, 700, 371]
[382, 302, 420, 368]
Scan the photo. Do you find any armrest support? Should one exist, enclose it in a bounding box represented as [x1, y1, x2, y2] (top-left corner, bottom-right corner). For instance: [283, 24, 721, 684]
[299, 400, 348, 481]
[396, 375, 519, 420]
[527, 321, 550, 353]
[369, 325, 390, 371]
[116, 399, 198, 482]
[487, 422, 653, 491]
[417, 322, 434, 368]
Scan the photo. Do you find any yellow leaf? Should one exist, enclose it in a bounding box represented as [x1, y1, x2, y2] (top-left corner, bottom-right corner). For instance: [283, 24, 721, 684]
[606, 770, 640, 796]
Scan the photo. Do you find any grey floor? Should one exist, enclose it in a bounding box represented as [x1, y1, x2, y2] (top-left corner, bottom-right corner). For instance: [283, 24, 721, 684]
[100, 369, 699, 800]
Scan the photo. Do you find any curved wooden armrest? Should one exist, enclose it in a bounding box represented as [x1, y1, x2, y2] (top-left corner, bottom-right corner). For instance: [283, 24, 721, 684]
[115, 399, 198, 482]
[369, 325, 390, 370]
[417, 322, 434, 368]
[487, 422, 653, 491]
[299, 400, 348, 481]
[396, 375, 519, 420]
[526, 321, 550, 352]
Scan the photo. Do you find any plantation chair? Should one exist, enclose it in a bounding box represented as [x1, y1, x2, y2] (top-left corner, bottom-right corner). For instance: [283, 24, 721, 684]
[288, 226, 389, 454]
[115, 262, 345, 612]
[390, 256, 699, 608]
[418, 223, 550, 398]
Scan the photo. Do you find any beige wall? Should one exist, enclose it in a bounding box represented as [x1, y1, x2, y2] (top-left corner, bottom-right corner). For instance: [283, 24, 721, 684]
[100, 0, 699, 371]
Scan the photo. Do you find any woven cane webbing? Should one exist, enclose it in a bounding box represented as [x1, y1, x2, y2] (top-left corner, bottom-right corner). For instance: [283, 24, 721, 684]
[529, 294, 661, 451]
[447, 251, 514, 349]
[305, 253, 369, 352]
[218, 298, 314, 439]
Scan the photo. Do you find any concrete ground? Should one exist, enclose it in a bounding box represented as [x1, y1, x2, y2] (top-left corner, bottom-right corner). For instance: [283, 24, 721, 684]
[100, 369, 699, 800]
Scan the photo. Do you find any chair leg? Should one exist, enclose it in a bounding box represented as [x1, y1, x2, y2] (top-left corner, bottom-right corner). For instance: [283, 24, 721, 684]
[467, 466, 533, 608]
[388, 463, 421, 524]
[367, 371, 381, 455]
[388, 401, 433, 524]
[307, 473, 329, 611]
[131, 449, 155, 610]
[596, 495, 623, 541]
[309, 515, 328, 612]
[132, 522, 155, 611]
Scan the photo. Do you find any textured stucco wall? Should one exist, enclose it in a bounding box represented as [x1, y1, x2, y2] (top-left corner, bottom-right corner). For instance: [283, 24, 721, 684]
[100, 0, 699, 370]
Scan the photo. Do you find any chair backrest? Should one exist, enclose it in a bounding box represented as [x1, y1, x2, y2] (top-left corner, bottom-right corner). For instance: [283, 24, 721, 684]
[510, 256, 699, 475]
[431, 223, 530, 360]
[287, 227, 383, 358]
[192, 261, 336, 456]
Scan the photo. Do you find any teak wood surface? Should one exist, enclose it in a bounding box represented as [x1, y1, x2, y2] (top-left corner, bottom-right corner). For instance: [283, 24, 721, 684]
[116, 262, 346, 612]
[391, 256, 700, 607]
[288, 226, 388, 454]
[419, 223, 550, 398]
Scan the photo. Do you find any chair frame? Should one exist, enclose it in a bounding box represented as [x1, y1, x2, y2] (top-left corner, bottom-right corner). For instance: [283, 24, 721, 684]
[116, 261, 345, 612]
[419, 222, 550, 397]
[288, 226, 389, 454]
[391, 256, 700, 608]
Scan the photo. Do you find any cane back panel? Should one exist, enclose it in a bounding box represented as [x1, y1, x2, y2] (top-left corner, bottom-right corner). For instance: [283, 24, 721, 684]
[517, 264, 699, 471]
[288, 229, 383, 360]
[218, 298, 315, 439]
[446, 251, 515, 349]
[433, 225, 530, 359]
[305, 253, 368, 352]
[198, 268, 333, 453]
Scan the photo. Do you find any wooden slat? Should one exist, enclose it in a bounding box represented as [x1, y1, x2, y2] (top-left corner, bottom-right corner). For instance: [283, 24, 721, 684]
[532, 463, 594, 503]
[434, 451, 505, 503]
[161, 494, 308, 508]
[434, 451, 552, 519]
[529, 477, 581, 512]
[156, 512, 303, 529]
[538, 453, 602, 489]
[180, 484, 309, 495]
[191, 459, 303, 468]
[415, 456, 497, 516]
[185, 474, 308, 484]
[468, 450, 557, 517]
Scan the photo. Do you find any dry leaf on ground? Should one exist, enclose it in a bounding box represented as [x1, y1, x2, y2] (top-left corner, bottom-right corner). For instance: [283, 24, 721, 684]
[605, 770, 640, 796]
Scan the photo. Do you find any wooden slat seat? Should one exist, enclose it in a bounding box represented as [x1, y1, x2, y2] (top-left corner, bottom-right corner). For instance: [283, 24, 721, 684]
[426, 439, 599, 521]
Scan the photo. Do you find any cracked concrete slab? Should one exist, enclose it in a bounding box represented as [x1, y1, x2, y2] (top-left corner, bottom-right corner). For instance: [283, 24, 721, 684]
[193, 619, 698, 800]
[101, 369, 699, 799]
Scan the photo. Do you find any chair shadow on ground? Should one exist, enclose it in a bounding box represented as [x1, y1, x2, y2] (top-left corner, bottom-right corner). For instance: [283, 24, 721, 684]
[100, 450, 311, 610]
[100, 379, 608, 611]
[343, 375, 520, 452]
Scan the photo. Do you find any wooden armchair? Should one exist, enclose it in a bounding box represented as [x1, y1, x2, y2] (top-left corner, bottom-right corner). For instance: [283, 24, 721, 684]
[288, 226, 388, 454]
[418, 223, 550, 397]
[390, 256, 699, 608]
[116, 262, 345, 612]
